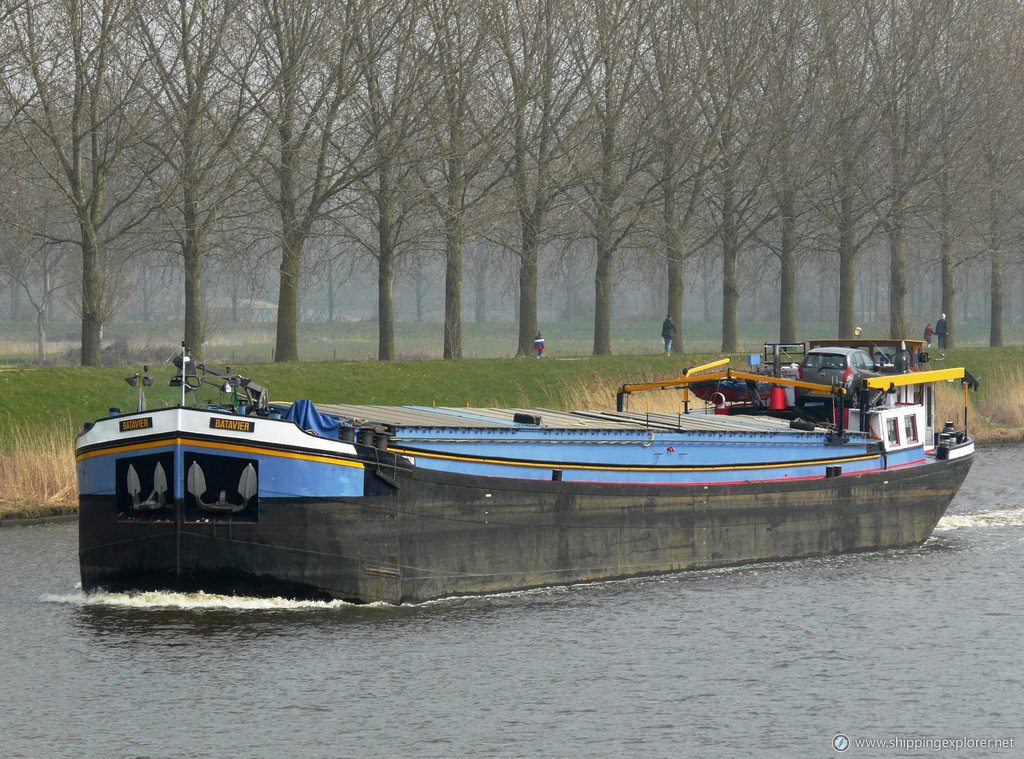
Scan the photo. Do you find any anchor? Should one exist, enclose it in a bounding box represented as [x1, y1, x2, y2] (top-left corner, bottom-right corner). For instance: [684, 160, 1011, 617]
[187, 461, 258, 513]
[126, 462, 168, 510]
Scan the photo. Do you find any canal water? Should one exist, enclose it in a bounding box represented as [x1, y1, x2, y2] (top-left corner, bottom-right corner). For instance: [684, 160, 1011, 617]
[1, 448, 1021, 759]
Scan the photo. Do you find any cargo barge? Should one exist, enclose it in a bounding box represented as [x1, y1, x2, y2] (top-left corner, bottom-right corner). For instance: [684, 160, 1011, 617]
[76, 349, 976, 603]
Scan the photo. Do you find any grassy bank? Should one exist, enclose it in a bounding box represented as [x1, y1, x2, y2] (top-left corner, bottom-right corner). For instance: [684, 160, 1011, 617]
[2, 347, 1021, 518]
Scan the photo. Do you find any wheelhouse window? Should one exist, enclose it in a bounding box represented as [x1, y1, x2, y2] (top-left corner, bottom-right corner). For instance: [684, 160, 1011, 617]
[886, 418, 900, 446]
[904, 414, 919, 443]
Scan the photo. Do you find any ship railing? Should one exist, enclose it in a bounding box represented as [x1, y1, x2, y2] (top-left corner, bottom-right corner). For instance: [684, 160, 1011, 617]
[123, 343, 269, 414]
[762, 342, 805, 377]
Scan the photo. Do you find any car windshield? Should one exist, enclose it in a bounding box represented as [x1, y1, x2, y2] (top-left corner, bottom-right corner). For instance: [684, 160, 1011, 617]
[804, 353, 846, 370]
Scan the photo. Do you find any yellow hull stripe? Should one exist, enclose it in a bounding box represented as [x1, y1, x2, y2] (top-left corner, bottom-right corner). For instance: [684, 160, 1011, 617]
[389, 446, 878, 472]
[76, 437, 364, 469]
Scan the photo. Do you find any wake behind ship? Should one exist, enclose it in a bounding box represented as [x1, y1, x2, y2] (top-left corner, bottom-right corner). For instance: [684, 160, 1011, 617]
[76, 344, 977, 604]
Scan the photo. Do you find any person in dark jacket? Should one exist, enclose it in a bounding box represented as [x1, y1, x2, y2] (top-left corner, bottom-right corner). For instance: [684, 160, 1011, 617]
[661, 315, 676, 355]
[533, 332, 545, 358]
[935, 314, 948, 349]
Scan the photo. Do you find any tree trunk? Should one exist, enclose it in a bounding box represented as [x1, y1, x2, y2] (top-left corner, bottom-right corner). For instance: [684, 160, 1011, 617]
[938, 184, 956, 348]
[720, 167, 738, 353]
[836, 191, 857, 338]
[442, 140, 464, 359]
[327, 267, 335, 324]
[275, 229, 302, 362]
[183, 234, 203, 357]
[888, 198, 907, 339]
[516, 232, 539, 356]
[778, 190, 797, 343]
[413, 268, 425, 323]
[378, 236, 396, 361]
[377, 174, 396, 361]
[565, 262, 578, 323]
[181, 117, 204, 356]
[989, 245, 1003, 347]
[666, 255, 683, 339]
[593, 200, 613, 356]
[443, 240, 462, 359]
[664, 172, 684, 352]
[442, 208, 463, 359]
[80, 226, 102, 367]
[36, 309, 47, 362]
[474, 242, 487, 324]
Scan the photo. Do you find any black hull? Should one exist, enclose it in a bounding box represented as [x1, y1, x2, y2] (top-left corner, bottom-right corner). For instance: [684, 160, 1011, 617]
[80, 455, 972, 604]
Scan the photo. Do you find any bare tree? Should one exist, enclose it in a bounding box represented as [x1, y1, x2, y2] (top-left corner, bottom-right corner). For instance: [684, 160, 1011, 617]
[923, 0, 987, 347]
[4, 0, 161, 365]
[0, 165, 70, 361]
[492, 0, 581, 356]
[862, 0, 946, 339]
[696, 0, 772, 352]
[752, 0, 823, 343]
[352, 0, 429, 360]
[134, 0, 258, 357]
[418, 0, 499, 359]
[249, 0, 370, 362]
[566, 0, 653, 355]
[810, 0, 884, 338]
[639, 0, 719, 350]
[970, 0, 1024, 346]
[0, 1, 28, 140]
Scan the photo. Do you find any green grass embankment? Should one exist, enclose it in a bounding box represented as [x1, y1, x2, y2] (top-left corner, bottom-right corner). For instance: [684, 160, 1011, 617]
[0, 351, 725, 434]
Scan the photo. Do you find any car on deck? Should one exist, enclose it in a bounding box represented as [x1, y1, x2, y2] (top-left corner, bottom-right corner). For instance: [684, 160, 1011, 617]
[796, 346, 882, 406]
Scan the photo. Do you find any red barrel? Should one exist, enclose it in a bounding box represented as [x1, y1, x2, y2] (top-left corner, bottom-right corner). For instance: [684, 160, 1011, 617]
[769, 386, 787, 410]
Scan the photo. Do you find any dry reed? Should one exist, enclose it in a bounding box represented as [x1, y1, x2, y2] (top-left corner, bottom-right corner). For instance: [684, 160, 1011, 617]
[559, 372, 712, 415]
[937, 363, 1024, 441]
[0, 416, 77, 517]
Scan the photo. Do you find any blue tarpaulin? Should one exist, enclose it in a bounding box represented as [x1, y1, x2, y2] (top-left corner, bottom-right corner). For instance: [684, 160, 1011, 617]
[283, 399, 341, 439]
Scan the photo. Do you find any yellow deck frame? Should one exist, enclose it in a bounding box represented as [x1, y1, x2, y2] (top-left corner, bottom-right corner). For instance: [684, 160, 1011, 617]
[618, 358, 845, 400]
[862, 366, 966, 389]
[618, 360, 975, 409]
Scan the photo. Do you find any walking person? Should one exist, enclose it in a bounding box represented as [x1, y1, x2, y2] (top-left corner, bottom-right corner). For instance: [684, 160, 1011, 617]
[923, 322, 933, 348]
[661, 314, 676, 355]
[935, 313, 949, 349]
[533, 332, 545, 358]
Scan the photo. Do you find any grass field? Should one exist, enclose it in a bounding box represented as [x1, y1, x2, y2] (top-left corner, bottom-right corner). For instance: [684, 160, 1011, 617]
[1, 335, 1022, 518]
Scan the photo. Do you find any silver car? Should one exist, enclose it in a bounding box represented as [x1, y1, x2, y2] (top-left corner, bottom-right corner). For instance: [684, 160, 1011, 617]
[796, 347, 881, 405]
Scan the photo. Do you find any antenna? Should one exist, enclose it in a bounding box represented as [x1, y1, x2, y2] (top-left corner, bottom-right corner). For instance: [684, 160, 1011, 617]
[169, 342, 194, 407]
[180, 342, 186, 406]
